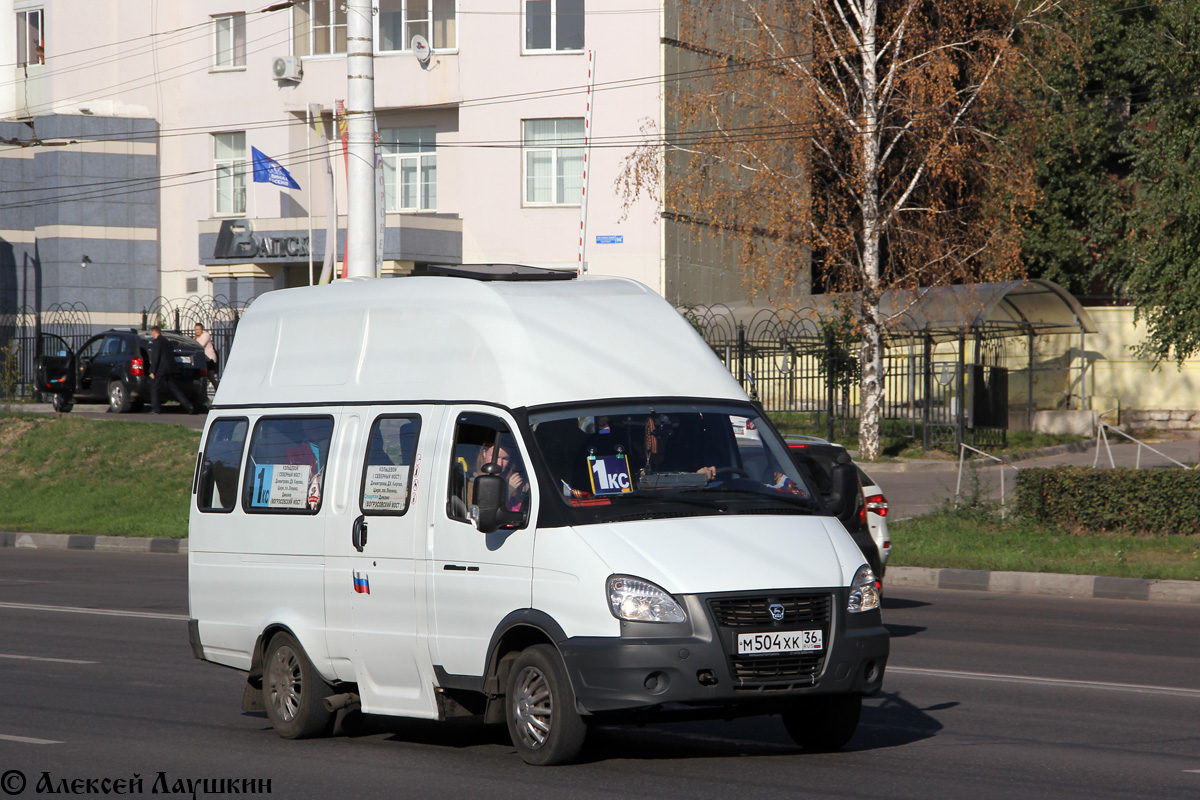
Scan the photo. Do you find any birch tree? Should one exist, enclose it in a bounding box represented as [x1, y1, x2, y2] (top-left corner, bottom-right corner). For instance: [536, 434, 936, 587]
[621, 0, 1076, 460]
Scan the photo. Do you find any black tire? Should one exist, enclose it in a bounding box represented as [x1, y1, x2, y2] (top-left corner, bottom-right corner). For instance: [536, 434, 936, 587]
[262, 632, 335, 740]
[51, 393, 73, 413]
[505, 644, 587, 766]
[107, 381, 131, 413]
[782, 694, 862, 752]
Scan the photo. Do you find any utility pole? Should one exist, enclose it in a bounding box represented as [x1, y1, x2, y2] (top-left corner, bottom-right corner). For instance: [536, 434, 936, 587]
[345, 0, 376, 279]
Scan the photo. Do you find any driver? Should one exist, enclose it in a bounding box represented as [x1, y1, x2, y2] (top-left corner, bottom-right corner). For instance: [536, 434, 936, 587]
[475, 439, 529, 513]
[637, 415, 719, 480]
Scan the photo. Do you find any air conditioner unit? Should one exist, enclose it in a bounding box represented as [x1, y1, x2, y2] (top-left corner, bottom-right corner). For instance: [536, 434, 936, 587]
[272, 56, 302, 82]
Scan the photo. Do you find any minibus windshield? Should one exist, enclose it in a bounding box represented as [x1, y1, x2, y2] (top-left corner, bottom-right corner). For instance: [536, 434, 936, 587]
[527, 402, 823, 522]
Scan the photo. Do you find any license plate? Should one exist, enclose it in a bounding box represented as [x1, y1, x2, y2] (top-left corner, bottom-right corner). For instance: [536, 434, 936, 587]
[736, 629, 823, 655]
[175, 355, 192, 365]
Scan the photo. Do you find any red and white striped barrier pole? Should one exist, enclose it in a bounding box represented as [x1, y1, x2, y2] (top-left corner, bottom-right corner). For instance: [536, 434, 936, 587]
[577, 50, 595, 277]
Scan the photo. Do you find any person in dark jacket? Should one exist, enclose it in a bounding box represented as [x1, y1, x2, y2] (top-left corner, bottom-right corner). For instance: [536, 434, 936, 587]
[148, 326, 195, 414]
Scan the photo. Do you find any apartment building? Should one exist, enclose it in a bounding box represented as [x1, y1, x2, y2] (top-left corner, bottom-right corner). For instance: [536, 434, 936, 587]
[4, 0, 775, 330]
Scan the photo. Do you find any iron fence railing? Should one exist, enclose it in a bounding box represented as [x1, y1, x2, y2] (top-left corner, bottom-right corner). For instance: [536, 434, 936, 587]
[688, 304, 1012, 451]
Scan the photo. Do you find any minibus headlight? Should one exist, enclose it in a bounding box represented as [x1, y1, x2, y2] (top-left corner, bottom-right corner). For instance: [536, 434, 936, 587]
[847, 564, 881, 613]
[607, 575, 687, 623]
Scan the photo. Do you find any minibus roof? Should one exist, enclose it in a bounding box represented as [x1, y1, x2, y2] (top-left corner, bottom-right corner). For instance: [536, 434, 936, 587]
[214, 274, 749, 410]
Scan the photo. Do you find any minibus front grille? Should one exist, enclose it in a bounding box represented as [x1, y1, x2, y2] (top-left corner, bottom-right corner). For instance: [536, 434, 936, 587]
[729, 653, 825, 685]
[705, 593, 833, 687]
[707, 594, 831, 627]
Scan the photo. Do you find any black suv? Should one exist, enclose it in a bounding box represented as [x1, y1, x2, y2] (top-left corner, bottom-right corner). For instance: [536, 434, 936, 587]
[36, 329, 209, 414]
[784, 436, 884, 579]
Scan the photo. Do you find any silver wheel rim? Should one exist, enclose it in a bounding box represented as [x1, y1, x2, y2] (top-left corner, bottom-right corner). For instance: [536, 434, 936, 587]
[267, 644, 303, 723]
[512, 665, 553, 750]
[109, 384, 124, 410]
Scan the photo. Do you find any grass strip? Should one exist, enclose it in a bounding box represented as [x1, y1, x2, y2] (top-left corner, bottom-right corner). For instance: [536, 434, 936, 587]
[891, 508, 1200, 581]
[0, 413, 199, 538]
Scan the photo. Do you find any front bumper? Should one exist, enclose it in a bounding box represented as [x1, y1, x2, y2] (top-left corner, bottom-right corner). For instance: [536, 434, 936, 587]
[559, 588, 888, 714]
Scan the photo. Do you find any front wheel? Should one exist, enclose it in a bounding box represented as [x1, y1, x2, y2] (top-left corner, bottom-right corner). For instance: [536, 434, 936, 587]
[51, 393, 74, 413]
[782, 694, 862, 752]
[107, 381, 131, 413]
[505, 644, 587, 766]
[262, 632, 335, 740]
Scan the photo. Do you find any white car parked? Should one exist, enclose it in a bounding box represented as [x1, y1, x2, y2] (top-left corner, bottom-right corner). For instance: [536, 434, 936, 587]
[856, 468, 891, 571]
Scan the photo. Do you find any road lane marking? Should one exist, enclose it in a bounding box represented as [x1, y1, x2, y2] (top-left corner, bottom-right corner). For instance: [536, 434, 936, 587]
[0, 734, 63, 744]
[890, 666, 1200, 699]
[0, 602, 187, 621]
[0, 653, 96, 665]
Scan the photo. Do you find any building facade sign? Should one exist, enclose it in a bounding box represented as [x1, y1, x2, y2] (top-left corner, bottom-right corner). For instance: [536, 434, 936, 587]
[213, 219, 309, 262]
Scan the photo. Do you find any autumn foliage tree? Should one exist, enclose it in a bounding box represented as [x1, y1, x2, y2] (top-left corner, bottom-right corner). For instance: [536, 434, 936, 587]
[620, 0, 1077, 460]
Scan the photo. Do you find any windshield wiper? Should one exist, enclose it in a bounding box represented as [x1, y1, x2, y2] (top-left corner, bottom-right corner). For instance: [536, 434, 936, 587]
[700, 486, 822, 513]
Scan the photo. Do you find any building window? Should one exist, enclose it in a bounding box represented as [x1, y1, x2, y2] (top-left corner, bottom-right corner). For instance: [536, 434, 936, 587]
[293, 0, 347, 56]
[379, 0, 456, 51]
[524, 0, 583, 53]
[214, 132, 247, 216]
[381, 127, 437, 211]
[523, 119, 584, 206]
[17, 8, 45, 66]
[213, 13, 246, 69]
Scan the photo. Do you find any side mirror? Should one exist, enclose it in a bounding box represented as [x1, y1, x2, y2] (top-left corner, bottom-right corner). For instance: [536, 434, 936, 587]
[828, 462, 860, 522]
[469, 474, 505, 534]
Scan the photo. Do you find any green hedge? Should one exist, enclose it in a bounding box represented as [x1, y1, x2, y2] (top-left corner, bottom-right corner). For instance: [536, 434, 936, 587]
[1016, 467, 1200, 535]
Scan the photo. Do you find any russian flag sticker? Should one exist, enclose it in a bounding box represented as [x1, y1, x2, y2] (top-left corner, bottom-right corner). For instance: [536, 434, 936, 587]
[352, 571, 370, 594]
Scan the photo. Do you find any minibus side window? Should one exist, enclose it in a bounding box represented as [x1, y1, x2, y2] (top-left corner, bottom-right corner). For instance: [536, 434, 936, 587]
[242, 416, 335, 514]
[359, 415, 421, 516]
[197, 417, 248, 513]
[446, 414, 528, 528]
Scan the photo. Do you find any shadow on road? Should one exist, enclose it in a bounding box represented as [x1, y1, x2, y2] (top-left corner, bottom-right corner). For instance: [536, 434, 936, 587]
[850, 691, 949, 751]
[319, 688, 948, 761]
[883, 596, 931, 611]
[884, 623, 926, 638]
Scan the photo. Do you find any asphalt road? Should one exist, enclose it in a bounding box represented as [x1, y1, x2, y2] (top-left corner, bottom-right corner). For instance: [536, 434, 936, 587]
[2, 550, 1199, 800]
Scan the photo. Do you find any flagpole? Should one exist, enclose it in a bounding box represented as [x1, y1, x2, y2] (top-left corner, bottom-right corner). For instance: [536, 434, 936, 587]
[307, 106, 315, 286]
[250, 153, 257, 222]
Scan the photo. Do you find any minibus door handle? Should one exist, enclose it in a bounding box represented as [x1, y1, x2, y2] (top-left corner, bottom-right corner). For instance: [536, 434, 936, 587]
[352, 515, 368, 552]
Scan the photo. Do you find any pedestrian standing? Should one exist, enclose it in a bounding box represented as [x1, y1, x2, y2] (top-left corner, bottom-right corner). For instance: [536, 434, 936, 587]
[194, 323, 220, 390]
[148, 325, 195, 414]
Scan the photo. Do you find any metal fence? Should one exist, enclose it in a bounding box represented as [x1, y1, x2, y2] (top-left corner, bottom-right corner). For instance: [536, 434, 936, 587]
[0, 295, 253, 400]
[689, 304, 1011, 451]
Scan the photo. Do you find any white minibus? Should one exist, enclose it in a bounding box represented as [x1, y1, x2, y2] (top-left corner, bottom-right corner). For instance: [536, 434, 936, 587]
[187, 265, 888, 765]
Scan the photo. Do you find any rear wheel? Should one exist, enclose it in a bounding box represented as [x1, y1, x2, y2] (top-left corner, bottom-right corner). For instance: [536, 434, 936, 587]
[107, 381, 131, 413]
[262, 632, 335, 740]
[505, 644, 587, 766]
[782, 694, 862, 752]
[51, 393, 74, 413]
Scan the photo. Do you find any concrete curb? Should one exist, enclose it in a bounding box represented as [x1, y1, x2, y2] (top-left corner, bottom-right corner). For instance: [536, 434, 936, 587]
[0, 531, 187, 554]
[5, 532, 1196, 605]
[0, 404, 54, 413]
[887, 565, 1200, 605]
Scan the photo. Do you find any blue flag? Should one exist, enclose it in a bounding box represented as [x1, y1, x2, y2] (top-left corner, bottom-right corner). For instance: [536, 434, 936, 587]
[251, 147, 301, 190]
